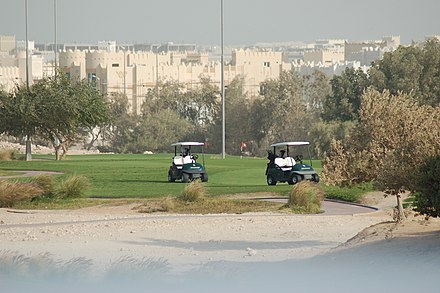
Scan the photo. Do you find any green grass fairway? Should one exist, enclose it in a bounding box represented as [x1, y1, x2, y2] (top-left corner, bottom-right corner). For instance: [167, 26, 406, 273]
[0, 154, 322, 198]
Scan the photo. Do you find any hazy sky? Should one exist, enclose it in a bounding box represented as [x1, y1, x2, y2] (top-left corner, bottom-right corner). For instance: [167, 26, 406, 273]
[1, 0, 439, 45]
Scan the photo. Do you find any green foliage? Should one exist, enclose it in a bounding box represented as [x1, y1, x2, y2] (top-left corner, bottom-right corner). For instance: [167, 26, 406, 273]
[54, 174, 90, 199]
[413, 156, 440, 217]
[179, 180, 206, 202]
[323, 182, 373, 203]
[0, 72, 110, 160]
[370, 39, 440, 106]
[287, 181, 324, 213]
[0, 180, 43, 208]
[322, 67, 369, 122]
[322, 89, 440, 220]
[309, 120, 356, 158]
[322, 89, 440, 191]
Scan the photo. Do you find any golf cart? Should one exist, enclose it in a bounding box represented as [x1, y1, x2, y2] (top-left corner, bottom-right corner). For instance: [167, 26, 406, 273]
[168, 142, 208, 183]
[265, 141, 319, 185]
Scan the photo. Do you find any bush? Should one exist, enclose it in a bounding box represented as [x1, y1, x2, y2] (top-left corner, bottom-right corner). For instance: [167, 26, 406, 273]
[32, 174, 56, 198]
[0, 180, 43, 208]
[160, 196, 175, 211]
[179, 180, 206, 202]
[54, 175, 90, 199]
[287, 181, 324, 214]
[0, 149, 17, 161]
[323, 182, 373, 203]
[413, 156, 440, 217]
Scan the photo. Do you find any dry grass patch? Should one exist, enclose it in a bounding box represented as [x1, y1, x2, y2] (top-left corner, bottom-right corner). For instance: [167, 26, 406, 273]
[287, 181, 324, 214]
[0, 149, 17, 161]
[0, 180, 43, 208]
[179, 180, 206, 202]
[137, 196, 283, 214]
[54, 174, 90, 199]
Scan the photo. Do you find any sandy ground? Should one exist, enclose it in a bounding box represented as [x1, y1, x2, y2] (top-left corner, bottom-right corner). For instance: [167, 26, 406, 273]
[1, 193, 439, 292]
[0, 205, 385, 273]
[1, 193, 438, 273]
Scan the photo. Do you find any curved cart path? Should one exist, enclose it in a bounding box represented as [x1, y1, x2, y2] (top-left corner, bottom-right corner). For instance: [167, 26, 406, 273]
[0, 170, 63, 179]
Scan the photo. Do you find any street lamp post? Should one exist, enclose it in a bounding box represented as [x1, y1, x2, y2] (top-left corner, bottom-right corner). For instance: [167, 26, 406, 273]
[221, 0, 225, 159]
[54, 0, 57, 77]
[25, 0, 32, 161]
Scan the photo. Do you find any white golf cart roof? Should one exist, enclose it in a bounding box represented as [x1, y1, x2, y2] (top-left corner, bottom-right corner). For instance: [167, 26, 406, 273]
[171, 142, 205, 147]
[270, 141, 310, 147]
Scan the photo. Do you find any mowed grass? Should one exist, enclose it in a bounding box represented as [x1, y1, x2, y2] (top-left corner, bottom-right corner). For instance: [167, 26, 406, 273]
[0, 153, 322, 199]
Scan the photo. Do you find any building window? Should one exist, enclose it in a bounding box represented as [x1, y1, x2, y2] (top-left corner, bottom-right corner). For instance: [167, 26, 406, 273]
[112, 63, 119, 67]
[263, 61, 270, 67]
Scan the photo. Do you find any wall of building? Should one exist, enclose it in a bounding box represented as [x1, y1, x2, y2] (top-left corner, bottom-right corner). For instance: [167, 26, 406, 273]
[0, 35, 16, 53]
[58, 49, 287, 114]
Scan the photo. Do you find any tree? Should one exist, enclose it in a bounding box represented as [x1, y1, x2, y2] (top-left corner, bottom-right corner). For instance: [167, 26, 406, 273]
[0, 73, 110, 160]
[321, 67, 369, 122]
[208, 76, 253, 155]
[105, 93, 139, 153]
[322, 89, 440, 221]
[369, 38, 440, 107]
[413, 156, 440, 217]
[252, 70, 309, 153]
[180, 77, 219, 128]
[0, 84, 39, 142]
[34, 73, 110, 159]
[302, 69, 331, 119]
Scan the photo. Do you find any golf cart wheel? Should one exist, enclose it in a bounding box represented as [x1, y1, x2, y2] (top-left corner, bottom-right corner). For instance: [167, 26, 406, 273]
[168, 171, 175, 182]
[202, 173, 209, 182]
[267, 175, 277, 186]
[312, 174, 320, 183]
[182, 173, 190, 183]
[288, 175, 298, 185]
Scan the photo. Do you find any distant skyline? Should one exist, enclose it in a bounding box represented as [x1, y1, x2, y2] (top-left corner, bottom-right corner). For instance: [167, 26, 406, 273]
[1, 0, 439, 45]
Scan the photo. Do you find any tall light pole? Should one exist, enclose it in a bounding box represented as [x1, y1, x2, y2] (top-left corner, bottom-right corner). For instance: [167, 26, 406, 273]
[220, 0, 225, 159]
[25, 0, 32, 161]
[54, 0, 57, 77]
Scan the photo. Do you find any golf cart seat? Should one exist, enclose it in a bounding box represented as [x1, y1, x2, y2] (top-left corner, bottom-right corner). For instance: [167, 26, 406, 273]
[183, 155, 195, 164]
[173, 155, 195, 167]
[173, 156, 184, 169]
[274, 157, 296, 171]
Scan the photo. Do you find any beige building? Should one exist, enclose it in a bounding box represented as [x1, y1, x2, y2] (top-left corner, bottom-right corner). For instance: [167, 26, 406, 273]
[303, 47, 345, 66]
[0, 51, 43, 92]
[0, 35, 16, 54]
[59, 48, 289, 114]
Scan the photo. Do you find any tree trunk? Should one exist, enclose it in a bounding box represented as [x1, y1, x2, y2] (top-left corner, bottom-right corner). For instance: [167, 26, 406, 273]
[396, 193, 406, 222]
[54, 145, 61, 161]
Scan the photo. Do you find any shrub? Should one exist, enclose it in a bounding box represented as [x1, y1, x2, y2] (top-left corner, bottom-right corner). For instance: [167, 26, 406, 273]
[160, 196, 175, 211]
[0, 149, 17, 161]
[179, 180, 206, 202]
[323, 182, 373, 203]
[413, 156, 440, 217]
[32, 174, 56, 198]
[54, 175, 90, 199]
[287, 181, 324, 214]
[0, 180, 43, 208]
